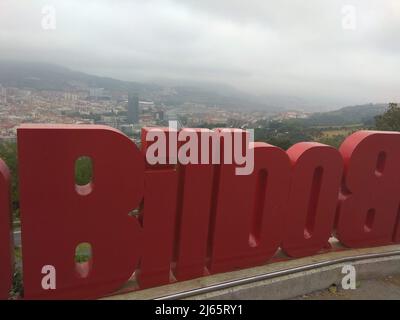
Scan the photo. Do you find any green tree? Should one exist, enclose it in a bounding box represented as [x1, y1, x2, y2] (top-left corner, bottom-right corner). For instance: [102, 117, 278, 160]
[0, 142, 18, 218]
[318, 134, 346, 149]
[375, 103, 400, 131]
[75, 156, 93, 186]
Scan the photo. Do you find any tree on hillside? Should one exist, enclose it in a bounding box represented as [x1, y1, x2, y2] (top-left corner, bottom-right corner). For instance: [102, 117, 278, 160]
[0, 142, 18, 219]
[375, 103, 400, 131]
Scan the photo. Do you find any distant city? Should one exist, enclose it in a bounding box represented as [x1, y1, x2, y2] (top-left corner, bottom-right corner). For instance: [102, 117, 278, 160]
[0, 83, 311, 143]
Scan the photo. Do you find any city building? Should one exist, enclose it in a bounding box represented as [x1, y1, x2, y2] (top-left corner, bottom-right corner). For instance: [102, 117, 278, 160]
[0, 85, 6, 105]
[127, 94, 139, 124]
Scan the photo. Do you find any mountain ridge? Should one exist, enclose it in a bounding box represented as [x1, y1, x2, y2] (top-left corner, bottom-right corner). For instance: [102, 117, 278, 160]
[0, 61, 282, 112]
[0, 61, 390, 116]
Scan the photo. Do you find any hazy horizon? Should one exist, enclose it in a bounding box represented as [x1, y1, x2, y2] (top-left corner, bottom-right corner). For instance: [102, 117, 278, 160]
[1, 0, 399, 109]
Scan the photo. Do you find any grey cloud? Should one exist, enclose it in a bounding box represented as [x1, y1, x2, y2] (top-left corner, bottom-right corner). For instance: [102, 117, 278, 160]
[0, 0, 399, 108]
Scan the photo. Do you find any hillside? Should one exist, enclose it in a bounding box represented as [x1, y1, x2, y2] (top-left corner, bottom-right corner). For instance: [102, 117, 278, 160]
[0, 61, 159, 94]
[0, 61, 280, 112]
[300, 103, 387, 126]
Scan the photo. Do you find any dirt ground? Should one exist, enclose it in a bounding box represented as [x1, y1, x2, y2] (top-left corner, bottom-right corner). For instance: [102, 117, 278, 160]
[294, 274, 400, 300]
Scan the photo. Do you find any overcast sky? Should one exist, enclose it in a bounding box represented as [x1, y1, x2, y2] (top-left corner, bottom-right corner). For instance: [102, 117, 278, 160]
[0, 0, 399, 107]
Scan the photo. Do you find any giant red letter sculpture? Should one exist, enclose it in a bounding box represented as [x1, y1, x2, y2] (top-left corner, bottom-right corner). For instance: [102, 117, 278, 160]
[18, 125, 144, 299]
[336, 131, 400, 248]
[282, 143, 343, 257]
[0, 159, 13, 300]
[136, 127, 178, 288]
[174, 129, 214, 281]
[209, 134, 291, 273]
[14, 125, 400, 299]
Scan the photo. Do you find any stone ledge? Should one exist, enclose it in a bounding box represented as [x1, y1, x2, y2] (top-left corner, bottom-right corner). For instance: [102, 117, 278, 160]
[104, 243, 400, 300]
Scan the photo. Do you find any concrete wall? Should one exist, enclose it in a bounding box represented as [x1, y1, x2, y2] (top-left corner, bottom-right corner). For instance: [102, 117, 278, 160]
[105, 243, 400, 300]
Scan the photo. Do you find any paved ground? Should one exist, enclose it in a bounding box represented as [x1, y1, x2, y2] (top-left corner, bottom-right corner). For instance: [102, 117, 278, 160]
[295, 274, 400, 300]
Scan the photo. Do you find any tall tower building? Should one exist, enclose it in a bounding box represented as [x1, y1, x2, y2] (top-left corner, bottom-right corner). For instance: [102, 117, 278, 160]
[127, 94, 139, 124]
[0, 85, 6, 105]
